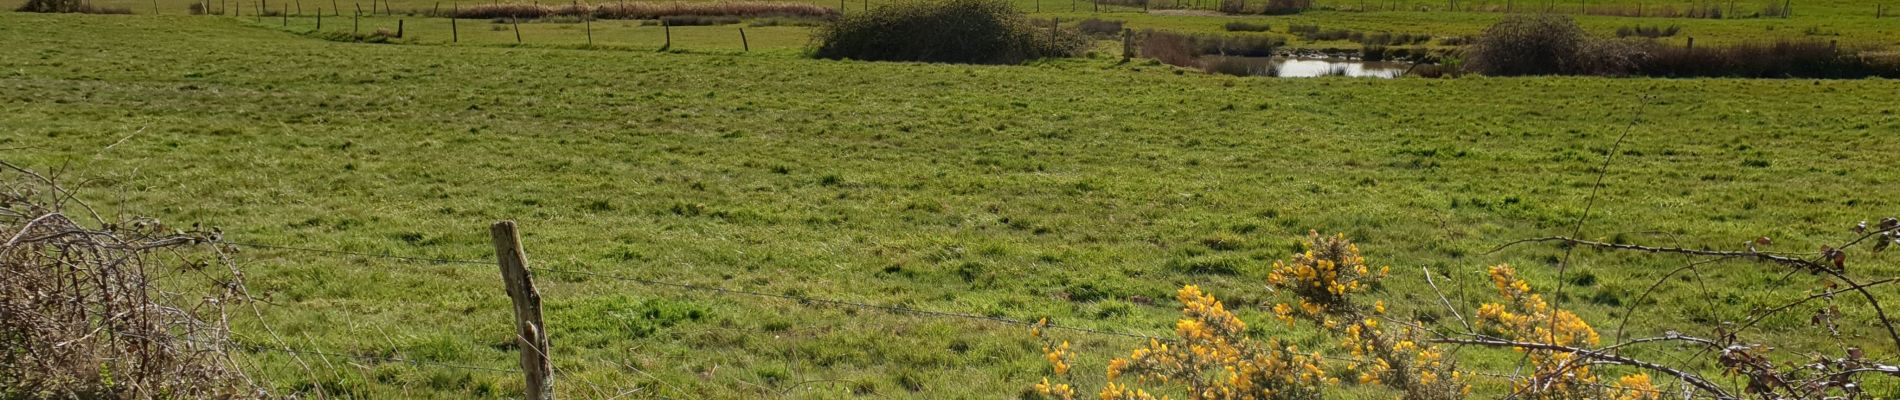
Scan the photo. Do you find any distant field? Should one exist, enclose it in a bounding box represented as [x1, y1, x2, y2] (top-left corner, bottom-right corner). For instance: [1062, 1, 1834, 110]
[15, 0, 1900, 51]
[6, 10, 1900, 399]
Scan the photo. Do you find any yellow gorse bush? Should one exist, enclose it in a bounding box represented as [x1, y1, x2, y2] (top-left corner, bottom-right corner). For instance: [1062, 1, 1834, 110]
[1029, 233, 1669, 400]
[1098, 284, 1331, 400]
[1267, 232, 1467, 400]
[1477, 265, 1653, 399]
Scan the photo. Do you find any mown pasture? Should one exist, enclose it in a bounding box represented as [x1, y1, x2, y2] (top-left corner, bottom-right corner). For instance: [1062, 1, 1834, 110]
[4, 9, 1900, 398]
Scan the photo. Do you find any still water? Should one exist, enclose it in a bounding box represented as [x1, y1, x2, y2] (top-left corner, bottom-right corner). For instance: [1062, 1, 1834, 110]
[1202, 56, 1413, 78]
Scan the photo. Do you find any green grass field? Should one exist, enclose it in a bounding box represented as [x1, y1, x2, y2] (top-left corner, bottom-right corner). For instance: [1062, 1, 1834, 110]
[17, 0, 1900, 51]
[5, 7, 1900, 399]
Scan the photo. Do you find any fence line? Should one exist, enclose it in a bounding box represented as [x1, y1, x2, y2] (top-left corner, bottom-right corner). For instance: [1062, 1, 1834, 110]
[132, 333, 522, 373]
[222, 241, 490, 265]
[538, 265, 1171, 342]
[218, 240, 1171, 343]
[208, 237, 1717, 397]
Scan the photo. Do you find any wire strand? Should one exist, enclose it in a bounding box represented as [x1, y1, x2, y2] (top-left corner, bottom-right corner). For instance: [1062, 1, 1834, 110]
[221, 241, 490, 266]
[536, 265, 1172, 343]
[136, 334, 521, 374]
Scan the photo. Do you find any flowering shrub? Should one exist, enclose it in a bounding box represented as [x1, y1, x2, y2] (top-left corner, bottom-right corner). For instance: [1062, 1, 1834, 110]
[1030, 228, 1899, 400]
[1477, 265, 1656, 399]
[1267, 232, 1465, 400]
[1036, 286, 1333, 400]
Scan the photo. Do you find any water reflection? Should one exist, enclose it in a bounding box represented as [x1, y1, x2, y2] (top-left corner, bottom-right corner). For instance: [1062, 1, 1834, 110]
[1202, 56, 1413, 78]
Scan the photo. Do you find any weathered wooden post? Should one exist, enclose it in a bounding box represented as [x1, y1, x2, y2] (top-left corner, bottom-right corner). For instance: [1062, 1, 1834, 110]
[513, 15, 522, 43]
[491, 221, 552, 400]
[739, 27, 748, 52]
[316, 8, 322, 29]
[585, 14, 593, 46]
[1686, 36, 1694, 51]
[660, 18, 671, 50]
[452, 5, 459, 42]
[396, 19, 403, 37]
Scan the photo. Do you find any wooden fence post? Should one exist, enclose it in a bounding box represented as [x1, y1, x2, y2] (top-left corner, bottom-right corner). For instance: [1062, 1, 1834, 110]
[294, 0, 300, 15]
[452, 6, 459, 42]
[585, 15, 592, 46]
[660, 19, 670, 51]
[739, 27, 748, 52]
[396, 19, 403, 37]
[513, 15, 522, 43]
[491, 221, 552, 400]
[332, 0, 337, 15]
[316, 8, 321, 29]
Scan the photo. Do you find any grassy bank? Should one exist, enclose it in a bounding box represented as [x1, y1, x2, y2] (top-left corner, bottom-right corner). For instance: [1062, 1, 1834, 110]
[4, 12, 1900, 398]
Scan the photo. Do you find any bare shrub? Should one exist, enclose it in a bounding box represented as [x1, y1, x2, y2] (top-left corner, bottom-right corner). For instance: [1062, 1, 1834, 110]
[1222, 21, 1270, 32]
[0, 163, 256, 398]
[1260, 0, 1311, 14]
[15, 0, 132, 14]
[1073, 18, 1124, 37]
[1464, 14, 1587, 75]
[812, 0, 1086, 64]
[1614, 24, 1680, 38]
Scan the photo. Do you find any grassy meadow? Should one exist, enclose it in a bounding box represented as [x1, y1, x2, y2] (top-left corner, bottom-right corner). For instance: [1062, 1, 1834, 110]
[5, 6, 1900, 400]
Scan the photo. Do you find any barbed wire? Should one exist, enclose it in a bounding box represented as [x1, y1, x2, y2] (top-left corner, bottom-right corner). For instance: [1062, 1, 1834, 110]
[535, 265, 1175, 343]
[131, 333, 521, 374]
[220, 240, 490, 266]
[207, 240, 1735, 399]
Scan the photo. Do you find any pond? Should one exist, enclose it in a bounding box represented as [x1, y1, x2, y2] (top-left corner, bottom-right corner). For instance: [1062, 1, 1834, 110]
[1201, 56, 1414, 78]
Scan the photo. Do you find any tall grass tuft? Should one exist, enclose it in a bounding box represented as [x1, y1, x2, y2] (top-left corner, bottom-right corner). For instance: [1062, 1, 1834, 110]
[811, 0, 1086, 64]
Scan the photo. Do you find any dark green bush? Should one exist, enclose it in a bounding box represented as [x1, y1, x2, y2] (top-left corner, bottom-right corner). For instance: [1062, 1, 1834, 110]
[812, 0, 1087, 64]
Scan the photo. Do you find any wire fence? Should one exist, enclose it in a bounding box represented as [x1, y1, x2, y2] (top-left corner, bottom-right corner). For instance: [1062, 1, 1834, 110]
[210, 238, 1184, 397]
[221, 240, 1172, 342]
[211, 237, 1737, 398]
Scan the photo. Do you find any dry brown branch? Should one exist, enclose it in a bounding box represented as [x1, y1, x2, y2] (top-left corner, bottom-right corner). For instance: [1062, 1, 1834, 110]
[1, 165, 259, 398]
[1430, 337, 1737, 399]
[1495, 235, 1900, 352]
